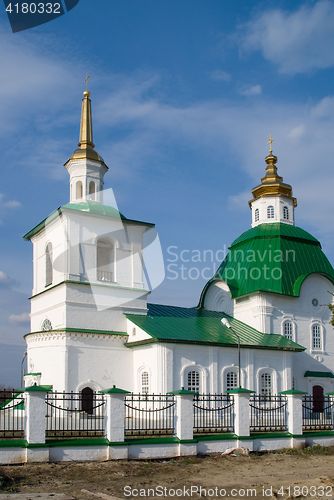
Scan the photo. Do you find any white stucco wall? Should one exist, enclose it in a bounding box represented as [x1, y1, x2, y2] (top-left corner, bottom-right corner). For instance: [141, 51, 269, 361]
[204, 274, 334, 392]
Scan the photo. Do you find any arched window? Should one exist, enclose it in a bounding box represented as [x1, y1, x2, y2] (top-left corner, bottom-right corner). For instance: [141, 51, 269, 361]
[254, 208, 259, 222]
[76, 181, 83, 200]
[81, 387, 94, 415]
[187, 370, 200, 392]
[312, 323, 322, 350]
[283, 320, 293, 340]
[226, 371, 238, 391]
[96, 237, 115, 282]
[89, 181, 96, 201]
[260, 372, 272, 396]
[267, 205, 275, 219]
[45, 243, 53, 287]
[141, 371, 150, 394]
[283, 206, 289, 220]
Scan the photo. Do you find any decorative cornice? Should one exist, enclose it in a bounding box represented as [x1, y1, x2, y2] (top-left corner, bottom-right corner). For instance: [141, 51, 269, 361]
[30, 279, 150, 300]
[25, 329, 128, 344]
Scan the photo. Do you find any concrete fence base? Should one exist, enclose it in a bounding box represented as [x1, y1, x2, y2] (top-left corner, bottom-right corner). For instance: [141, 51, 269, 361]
[1, 432, 334, 464]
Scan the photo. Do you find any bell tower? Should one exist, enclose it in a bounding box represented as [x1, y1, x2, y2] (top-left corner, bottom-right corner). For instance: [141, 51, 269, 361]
[64, 88, 108, 203]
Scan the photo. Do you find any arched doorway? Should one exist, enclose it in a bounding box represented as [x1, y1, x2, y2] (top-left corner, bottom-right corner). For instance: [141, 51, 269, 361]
[312, 385, 324, 412]
[81, 387, 94, 415]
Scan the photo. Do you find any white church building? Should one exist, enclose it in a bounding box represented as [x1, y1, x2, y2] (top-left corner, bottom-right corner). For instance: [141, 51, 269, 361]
[23, 89, 334, 404]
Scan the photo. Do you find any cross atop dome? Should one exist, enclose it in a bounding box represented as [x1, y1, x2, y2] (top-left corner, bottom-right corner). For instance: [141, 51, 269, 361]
[268, 134, 273, 155]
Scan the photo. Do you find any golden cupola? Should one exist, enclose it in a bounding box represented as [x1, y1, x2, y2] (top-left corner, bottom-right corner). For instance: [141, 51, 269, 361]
[250, 139, 297, 207]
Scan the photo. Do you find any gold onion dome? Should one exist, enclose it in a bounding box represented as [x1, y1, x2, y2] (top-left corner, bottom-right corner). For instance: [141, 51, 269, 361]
[65, 88, 108, 167]
[250, 139, 297, 207]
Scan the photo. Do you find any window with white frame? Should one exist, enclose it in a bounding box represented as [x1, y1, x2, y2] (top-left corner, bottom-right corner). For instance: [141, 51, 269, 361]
[312, 323, 322, 350]
[226, 371, 238, 391]
[283, 320, 293, 340]
[96, 237, 115, 283]
[187, 370, 200, 392]
[260, 372, 272, 395]
[76, 180, 83, 200]
[141, 371, 150, 394]
[254, 208, 259, 222]
[267, 205, 275, 219]
[283, 206, 289, 220]
[88, 181, 96, 200]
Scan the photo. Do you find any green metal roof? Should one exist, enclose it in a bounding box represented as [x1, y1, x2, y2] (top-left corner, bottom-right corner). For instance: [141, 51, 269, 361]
[304, 371, 334, 378]
[23, 201, 154, 240]
[126, 304, 304, 351]
[207, 223, 334, 299]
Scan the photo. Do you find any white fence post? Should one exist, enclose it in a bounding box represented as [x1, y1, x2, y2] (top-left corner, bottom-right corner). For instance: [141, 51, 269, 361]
[24, 385, 52, 462]
[280, 389, 306, 447]
[101, 386, 129, 460]
[228, 388, 253, 440]
[169, 388, 197, 456]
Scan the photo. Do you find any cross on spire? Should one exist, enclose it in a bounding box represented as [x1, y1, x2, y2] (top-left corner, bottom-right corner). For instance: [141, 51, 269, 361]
[84, 73, 90, 92]
[268, 134, 273, 155]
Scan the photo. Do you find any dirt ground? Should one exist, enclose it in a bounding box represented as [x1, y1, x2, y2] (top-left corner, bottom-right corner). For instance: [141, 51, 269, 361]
[1, 447, 334, 499]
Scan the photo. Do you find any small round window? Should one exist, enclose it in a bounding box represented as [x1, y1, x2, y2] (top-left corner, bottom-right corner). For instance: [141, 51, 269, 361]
[312, 299, 319, 307]
[41, 319, 52, 331]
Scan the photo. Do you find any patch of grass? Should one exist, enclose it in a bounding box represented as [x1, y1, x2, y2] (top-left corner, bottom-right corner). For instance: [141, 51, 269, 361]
[0, 470, 18, 492]
[276, 445, 334, 456]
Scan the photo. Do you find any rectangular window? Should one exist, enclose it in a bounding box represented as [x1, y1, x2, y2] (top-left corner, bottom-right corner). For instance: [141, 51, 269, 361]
[312, 324, 321, 350]
[260, 373, 272, 396]
[187, 371, 200, 392]
[226, 371, 238, 391]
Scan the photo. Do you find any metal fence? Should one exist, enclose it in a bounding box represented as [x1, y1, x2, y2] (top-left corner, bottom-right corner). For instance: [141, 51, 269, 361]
[124, 394, 175, 437]
[250, 395, 288, 432]
[193, 394, 234, 434]
[45, 392, 106, 439]
[302, 396, 334, 431]
[0, 390, 25, 438]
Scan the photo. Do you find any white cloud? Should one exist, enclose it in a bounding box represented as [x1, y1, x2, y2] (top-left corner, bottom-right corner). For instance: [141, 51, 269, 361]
[239, 84, 262, 97]
[3, 200, 21, 209]
[0, 271, 14, 289]
[210, 70, 231, 82]
[228, 191, 251, 210]
[288, 124, 305, 141]
[8, 313, 30, 325]
[240, 1, 334, 74]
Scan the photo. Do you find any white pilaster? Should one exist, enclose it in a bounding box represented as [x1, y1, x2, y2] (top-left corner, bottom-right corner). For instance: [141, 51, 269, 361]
[102, 386, 129, 460]
[228, 388, 253, 437]
[171, 389, 197, 456]
[24, 386, 51, 463]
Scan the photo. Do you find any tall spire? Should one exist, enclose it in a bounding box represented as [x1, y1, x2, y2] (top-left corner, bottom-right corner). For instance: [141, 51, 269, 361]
[78, 90, 94, 149]
[65, 86, 107, 167]
[249, 139, 297, 206]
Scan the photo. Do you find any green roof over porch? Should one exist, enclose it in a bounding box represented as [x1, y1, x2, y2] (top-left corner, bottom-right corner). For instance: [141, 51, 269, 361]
[126, 304, 305, 352]
[304, 371, 334, 378]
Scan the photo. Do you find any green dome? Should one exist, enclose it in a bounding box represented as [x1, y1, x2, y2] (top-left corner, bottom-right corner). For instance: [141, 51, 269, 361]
[210, 223, 334, 299]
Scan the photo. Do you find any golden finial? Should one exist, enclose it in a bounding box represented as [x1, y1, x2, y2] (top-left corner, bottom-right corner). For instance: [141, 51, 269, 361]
[268, 134, 273, 155]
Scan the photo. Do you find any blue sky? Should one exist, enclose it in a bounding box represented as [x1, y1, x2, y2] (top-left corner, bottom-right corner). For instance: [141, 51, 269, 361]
[1, 0, 334, 385]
